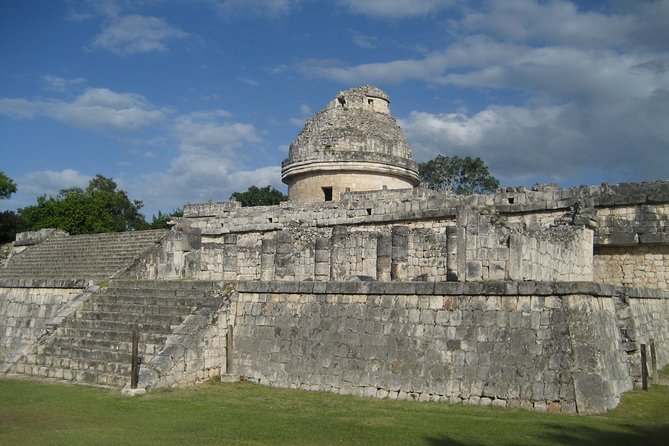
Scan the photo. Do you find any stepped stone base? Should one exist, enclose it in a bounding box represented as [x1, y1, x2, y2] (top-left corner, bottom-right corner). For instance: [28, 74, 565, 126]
[2, 279, 231, 391]
[121, 387, 147, 397]
[220, 374, 240, 383]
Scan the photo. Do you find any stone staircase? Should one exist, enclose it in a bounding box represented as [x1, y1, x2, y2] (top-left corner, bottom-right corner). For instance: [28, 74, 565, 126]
[7, 279, 221, 388]
[0, 230, 168, 281]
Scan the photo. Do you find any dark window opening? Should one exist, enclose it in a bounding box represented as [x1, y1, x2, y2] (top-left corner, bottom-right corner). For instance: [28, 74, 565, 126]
[268, 217, 273, 223]
[508, 197, 515, 204]
[366, 208, 372, 216]
[368, 99, 374, 106]
[323, 187, 333, 202]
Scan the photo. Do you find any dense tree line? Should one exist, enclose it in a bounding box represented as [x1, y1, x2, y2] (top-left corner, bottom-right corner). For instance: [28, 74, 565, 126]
[0, 173, 181, 242]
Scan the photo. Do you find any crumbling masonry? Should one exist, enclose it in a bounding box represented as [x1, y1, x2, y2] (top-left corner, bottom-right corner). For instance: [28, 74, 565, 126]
[1, 86, 668, 414]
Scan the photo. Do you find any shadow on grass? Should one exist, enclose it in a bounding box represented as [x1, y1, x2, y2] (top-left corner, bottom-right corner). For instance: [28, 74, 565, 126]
[425, 422, 669, 446]
[536, 422, 669, 446]
[424, 437, 471, 446]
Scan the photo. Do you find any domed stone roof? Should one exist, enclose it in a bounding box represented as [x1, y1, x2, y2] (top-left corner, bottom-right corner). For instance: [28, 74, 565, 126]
[281, 85, 419, 202]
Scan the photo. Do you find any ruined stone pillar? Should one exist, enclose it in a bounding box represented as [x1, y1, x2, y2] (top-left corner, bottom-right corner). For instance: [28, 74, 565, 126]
[222, 234, 238, 281]
[391, 226, 408, 281]
[376, 233, 392, 281]
[330, 226, 348, 281]
[456, 207, 468, 281]
[507, 233, 523, 281]
[446, 226, 459, 281]
[314, 237, 330, 281]
[274, 230, 294, 280]
[260, 238, 276, 281]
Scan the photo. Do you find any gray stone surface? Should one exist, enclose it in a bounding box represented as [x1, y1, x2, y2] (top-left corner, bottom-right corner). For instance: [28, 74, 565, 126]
[231, 282, 668, 414]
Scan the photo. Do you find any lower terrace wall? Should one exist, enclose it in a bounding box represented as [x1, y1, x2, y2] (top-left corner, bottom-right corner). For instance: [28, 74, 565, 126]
[231, 281, 669, 414]
[0, 279, 89, 371]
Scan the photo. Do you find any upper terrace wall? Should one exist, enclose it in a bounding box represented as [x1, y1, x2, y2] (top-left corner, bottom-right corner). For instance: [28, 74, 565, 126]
[177, 181, 667, 286]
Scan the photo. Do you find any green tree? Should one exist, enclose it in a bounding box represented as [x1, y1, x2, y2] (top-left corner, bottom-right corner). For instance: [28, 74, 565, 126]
[230, 185, 287, 207]
[148, 209, 183, 229]
[0, 210, 24, 243]
[18, 175, 147, 234]
[418, 155, 500, 195]
[0, 171, 17, 199]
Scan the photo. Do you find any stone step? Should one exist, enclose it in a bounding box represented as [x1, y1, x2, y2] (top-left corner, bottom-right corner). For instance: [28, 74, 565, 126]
[92, 296, 201, 308]
[47, 339, 161, 358]
[53, 331, 166, 351]
[59, 319, 176, 335]
[107, 280, 221, 292]
[87, 302, 197, 316]
[14, 363, 130, 388]
[6, 278, 222, 389]
[0, 229, 168, 281]
[40, 345, 133, 364]
[73, 310, 186, 325]
[23, 353, 132, 374]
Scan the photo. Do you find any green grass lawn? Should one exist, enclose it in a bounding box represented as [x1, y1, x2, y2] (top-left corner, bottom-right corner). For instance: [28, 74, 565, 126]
[1, 377, 668, 446]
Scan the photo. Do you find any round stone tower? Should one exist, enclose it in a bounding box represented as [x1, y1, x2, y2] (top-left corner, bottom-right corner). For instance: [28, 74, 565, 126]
[281, 85, 420, 203]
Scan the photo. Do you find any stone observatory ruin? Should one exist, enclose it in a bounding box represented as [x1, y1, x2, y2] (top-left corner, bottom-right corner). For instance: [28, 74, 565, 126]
[282, 85, 419, 202]
[1, 86, 669, 415]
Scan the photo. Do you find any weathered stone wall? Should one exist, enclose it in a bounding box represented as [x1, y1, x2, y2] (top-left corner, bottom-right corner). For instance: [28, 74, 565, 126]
[613, 287, 669, 383]
[230, 281, 658, 414]
[188, 220, 590, 284]
[509, 228, 593, 282]
[139, 284, 235, 389]
[0, 281, 87, 367]
[628, 294, 669, 367]
[286, 171, 415, 204]
[179, 195, 595, 284]
[594, 245, 669, 289]
[123, 228, 202, 280]
[179, 181, 668, 287]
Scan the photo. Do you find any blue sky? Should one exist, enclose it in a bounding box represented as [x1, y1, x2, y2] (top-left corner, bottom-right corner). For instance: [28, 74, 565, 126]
[1, 0, 668, 219]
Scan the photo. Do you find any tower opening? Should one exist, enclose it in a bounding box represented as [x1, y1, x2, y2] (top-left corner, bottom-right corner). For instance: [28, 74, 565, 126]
[322, 187, 333, 202]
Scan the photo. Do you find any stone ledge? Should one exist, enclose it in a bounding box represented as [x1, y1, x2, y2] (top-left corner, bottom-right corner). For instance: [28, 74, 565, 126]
[0, 278, 89, 289]
[121, 387, 146, 397]
[236, 280, 669, 298]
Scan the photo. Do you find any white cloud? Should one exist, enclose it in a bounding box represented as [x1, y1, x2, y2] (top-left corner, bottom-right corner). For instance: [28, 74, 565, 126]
[91, 14, 188, 55]
[20, 169, 91, 198]
[458, 0, 669, 51]
[42, 75, 87, 92]
[0, 88, 166, 132]
[122, 108, 279, 213]
[289, 103, 312, 126]
[351, 32, 380, 49]
[296, 57, 431, 84]
[238, 76, 260, 86]
[174, 111, 261, 154]
[0, 98, 39, 119]
[458, 0, 634, 48]
[216, 0, 303, 17]
[401, 94, 669, 185]
[127, 154, 283, 214]
[339, 0, 455, 19]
